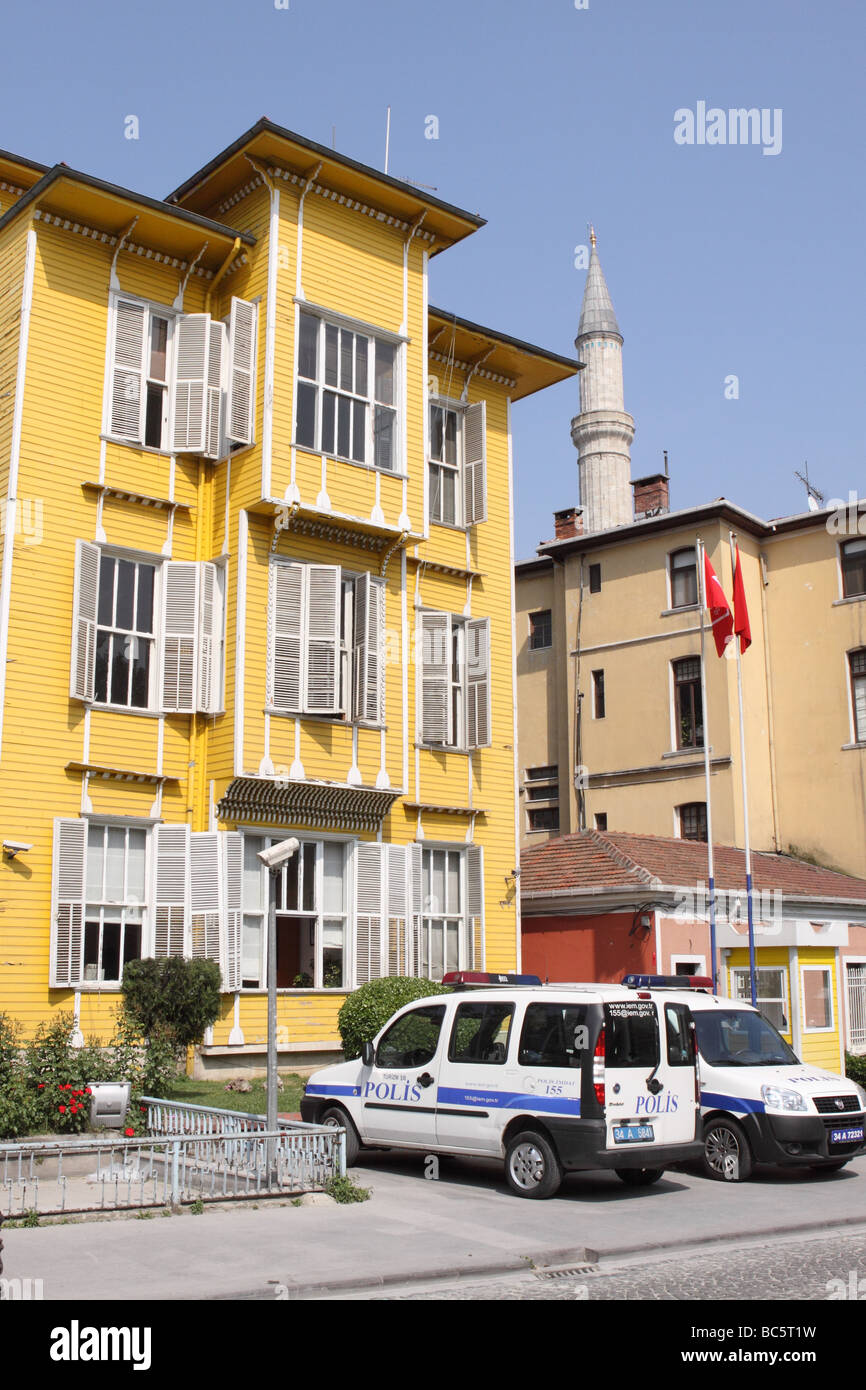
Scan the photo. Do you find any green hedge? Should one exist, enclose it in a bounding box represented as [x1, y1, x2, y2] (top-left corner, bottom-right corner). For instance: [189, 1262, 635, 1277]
[845, 1052, 866, 1088]
[337, 977, 451, 1059]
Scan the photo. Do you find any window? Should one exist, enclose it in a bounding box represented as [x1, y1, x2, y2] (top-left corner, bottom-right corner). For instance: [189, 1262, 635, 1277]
[519, 1002, 590, 1068]
[295, 311, 401, 471]
[268, 560, 385, 722]
[850, 649, 866, 741]
[678, 802, 708, 842]
[527, 807, 559, 832]
[240, 837, 349, 990]
[694, 1007, 797, 1065]
[665, 1003, 696, 1066]
[603, 1000, 659, 1068]
[670, 547, 698, 608]
[524, 766, 559, 832]
[71, 542, 224, 715]
[731, 966, 789, 1033]
[419, 612, 490, 749]
[588, 564, 601, 594]
[801, 965, 834, 1032]
[421, 848, 464, 981]
[846, 962, 866, 1050]
[428, 400, 487, 526]
[95, 556, 155, 709]
[83, 824, 147, 983]
[592, 669, 605, 719]
[594, 813, 608, 832]
[448, 1001, 514, 1064]
[673, 657, 703, 749]
[376, 1005, 446, 1068]
[529, 610, 552, 650]
[841, 540, 866, 599]
[107, 294, 256, 457]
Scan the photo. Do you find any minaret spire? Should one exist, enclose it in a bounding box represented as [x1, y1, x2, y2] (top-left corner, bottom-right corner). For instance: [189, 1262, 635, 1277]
[570, 231, 635, 532]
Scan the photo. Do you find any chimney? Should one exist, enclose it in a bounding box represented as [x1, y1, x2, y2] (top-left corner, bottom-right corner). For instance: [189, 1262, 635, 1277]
[631, 473, 670, 520]
[553, 506, 583, 540]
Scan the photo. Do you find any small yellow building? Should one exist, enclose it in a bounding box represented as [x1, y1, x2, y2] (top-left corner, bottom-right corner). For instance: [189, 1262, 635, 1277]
[0, 122, 577, 1067]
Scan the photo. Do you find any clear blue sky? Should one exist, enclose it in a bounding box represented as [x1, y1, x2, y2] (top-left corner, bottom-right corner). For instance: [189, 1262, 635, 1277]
[2, 0, 863, 555]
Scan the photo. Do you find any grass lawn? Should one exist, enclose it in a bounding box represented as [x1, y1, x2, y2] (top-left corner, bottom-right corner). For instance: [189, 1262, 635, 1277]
[162, 1073, 307, 1114]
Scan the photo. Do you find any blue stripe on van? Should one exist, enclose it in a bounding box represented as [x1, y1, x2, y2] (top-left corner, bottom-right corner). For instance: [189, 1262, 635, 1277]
[305, 1083, 363, 1098]
[437, 1086, 581, 1116]
[701, 1090, 765, 1114]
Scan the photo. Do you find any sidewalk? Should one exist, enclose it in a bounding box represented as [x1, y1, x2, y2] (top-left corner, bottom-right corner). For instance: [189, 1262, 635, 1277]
[4, 1151, 866, 1301]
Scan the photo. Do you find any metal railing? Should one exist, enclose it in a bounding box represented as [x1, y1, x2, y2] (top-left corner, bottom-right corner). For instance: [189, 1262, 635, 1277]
[0, 1107, 344, 1218]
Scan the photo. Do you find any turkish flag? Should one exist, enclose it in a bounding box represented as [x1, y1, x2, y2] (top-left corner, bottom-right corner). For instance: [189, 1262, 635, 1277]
[732, 545, 752, 653]
[703, 550, 734, 657]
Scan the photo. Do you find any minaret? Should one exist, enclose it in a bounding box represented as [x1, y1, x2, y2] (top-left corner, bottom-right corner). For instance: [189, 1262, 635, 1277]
[571, 229, 635, 531]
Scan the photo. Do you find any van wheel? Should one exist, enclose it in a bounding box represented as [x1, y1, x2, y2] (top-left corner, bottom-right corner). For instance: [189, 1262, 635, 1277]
[320, 1106, 360, 1166]
[615, 1168, 664, 1186]
[504, 1130, 562, 1199]
[703, 1117, 753, 1181]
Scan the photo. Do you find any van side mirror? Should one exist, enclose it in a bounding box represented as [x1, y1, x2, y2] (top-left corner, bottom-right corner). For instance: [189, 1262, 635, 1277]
[362, 1041, 375, 1067]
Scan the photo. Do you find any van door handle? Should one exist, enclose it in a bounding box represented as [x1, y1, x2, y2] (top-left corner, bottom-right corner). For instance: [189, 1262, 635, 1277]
[417, 1072, 435, 1088]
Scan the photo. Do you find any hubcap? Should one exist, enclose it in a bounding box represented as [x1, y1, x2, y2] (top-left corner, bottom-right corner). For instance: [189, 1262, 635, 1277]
[509, 1142, 546, 1190]
[706, 1127, 741, 1177]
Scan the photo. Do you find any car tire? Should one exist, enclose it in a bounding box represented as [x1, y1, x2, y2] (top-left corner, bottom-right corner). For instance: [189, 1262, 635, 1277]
[810, 1160, 850, 1174]
[504, 1130, 563, 1199]
[703, 1116, 753, 1182]
[614, 1167, 664, 1186]
[320, 1106, 361, 1166]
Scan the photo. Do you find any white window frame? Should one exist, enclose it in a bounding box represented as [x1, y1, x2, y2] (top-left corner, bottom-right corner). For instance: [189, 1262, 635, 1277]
[800, 963, 835, 1034]
[420, 844, 476, 983]
[293, 308, 405, 474]
[427, 395, 486, 529]
[731, 965, 790, 1034]
[105, 294, 177, 451]
[82, 822, 150, 986]
[847, 648, 866, 743]
[840, 538, 866, 601]
[671, 954, 707, 978]
[844, 957, 866, 1052]
[418, 610, 490, 751]
[668, 547, 699, 610]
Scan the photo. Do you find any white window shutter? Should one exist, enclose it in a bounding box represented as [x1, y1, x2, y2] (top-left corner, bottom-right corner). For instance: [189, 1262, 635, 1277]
[197, 562, 223, 714]
[466, 617, 491, 748]
[466, 844, 484, 971]
[222, 833, 243, 993]
[110, 298, 147, 440]
[190, 831, 221, 965]
[353, 573, 386, 724]
[162, 562, 199, 712]
[268, 560, 304, 710]
[226, 297, 257, 445]
[410, 843, 423, 977]
[204, 320, 227, 460]
[355, 842, 383, 985]
[463, 401, 487, 526]
[50, 819, 87, 987]
[153, 824, 189, 958]
[386, 845, 409, 975]
[420, 611, 451, 744]
[172, 313, 210, 454]
[306, 565, 341, 713]
[70, 540, 100, 702]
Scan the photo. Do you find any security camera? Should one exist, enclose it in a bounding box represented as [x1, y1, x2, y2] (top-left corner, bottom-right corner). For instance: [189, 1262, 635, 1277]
[257, 837, 300, 871]
[3, 841, 32, 858]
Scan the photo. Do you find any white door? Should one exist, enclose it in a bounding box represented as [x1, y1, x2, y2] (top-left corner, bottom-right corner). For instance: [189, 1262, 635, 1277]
[360, 1002, 447, 1146]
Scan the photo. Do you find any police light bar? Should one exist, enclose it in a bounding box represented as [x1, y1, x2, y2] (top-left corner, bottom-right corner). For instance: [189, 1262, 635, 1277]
[443, 971, 542, 988]
[622, 974, 713, 990]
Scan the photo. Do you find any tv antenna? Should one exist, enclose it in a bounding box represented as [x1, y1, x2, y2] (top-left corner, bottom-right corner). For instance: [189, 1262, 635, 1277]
[794, 462, 825, 512]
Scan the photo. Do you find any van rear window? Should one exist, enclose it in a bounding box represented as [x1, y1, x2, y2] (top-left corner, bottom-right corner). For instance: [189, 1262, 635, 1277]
[604, 1000, 659, 1068]
[518, 1003, 590, 1068]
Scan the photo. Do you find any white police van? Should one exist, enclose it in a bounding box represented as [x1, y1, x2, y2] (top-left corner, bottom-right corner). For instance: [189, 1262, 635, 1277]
[630, 975, 866, 1181]
[301, 972, 703, 1198]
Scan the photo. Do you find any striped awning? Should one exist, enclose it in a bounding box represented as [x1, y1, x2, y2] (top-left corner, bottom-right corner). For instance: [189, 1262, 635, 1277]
[217, 777, 402, 833]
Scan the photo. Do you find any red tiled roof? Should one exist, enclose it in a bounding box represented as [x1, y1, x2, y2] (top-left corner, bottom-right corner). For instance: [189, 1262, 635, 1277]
[520, 831, 866, 902]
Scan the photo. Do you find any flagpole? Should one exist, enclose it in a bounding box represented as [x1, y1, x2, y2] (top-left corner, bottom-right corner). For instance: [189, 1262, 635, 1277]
[729, 530, 757, 1007]
[697, 538, 718, 990]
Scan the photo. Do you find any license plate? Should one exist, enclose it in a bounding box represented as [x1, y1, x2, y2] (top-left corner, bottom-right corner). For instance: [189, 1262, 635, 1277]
[613, 1124, 654, 1144]
[830, 1126, 864, 1145]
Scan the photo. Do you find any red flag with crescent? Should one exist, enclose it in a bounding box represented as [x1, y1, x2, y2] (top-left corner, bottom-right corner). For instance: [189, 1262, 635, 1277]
[703, 550, 734, 657]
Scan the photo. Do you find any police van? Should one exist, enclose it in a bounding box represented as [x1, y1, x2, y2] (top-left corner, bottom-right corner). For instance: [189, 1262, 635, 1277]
[625, 975, 866, 1181]
[301, 972, 703, 1198]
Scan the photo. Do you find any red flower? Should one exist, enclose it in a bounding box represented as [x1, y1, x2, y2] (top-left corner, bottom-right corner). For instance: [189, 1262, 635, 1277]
[85, 1087, 92, 1095]
[140, 1106, 146, 1113]
[58, 1105, 66, 1113]
[38, 1083, 44, 1090]
[124, 1127, 134, 1138]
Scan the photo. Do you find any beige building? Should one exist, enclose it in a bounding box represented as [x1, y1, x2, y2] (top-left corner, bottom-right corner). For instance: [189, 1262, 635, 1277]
[516, 242, 866, 878]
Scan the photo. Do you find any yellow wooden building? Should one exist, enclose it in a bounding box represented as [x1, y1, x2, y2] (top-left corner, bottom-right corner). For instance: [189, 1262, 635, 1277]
[0, 122, 577, 1067]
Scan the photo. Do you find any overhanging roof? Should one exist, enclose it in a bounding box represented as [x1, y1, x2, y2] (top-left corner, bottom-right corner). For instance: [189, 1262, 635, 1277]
[428, 307, 581, 401]
[217, 777, 402, 833]
[167, 118, 485, 253]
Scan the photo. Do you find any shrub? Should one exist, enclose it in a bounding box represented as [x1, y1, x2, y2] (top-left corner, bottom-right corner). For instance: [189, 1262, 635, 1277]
[845, 1053, 866, 1089]
[324, 1175, 370, 1204]
[122, 957, 221, 1049]
[337, 977, 451, 1060]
